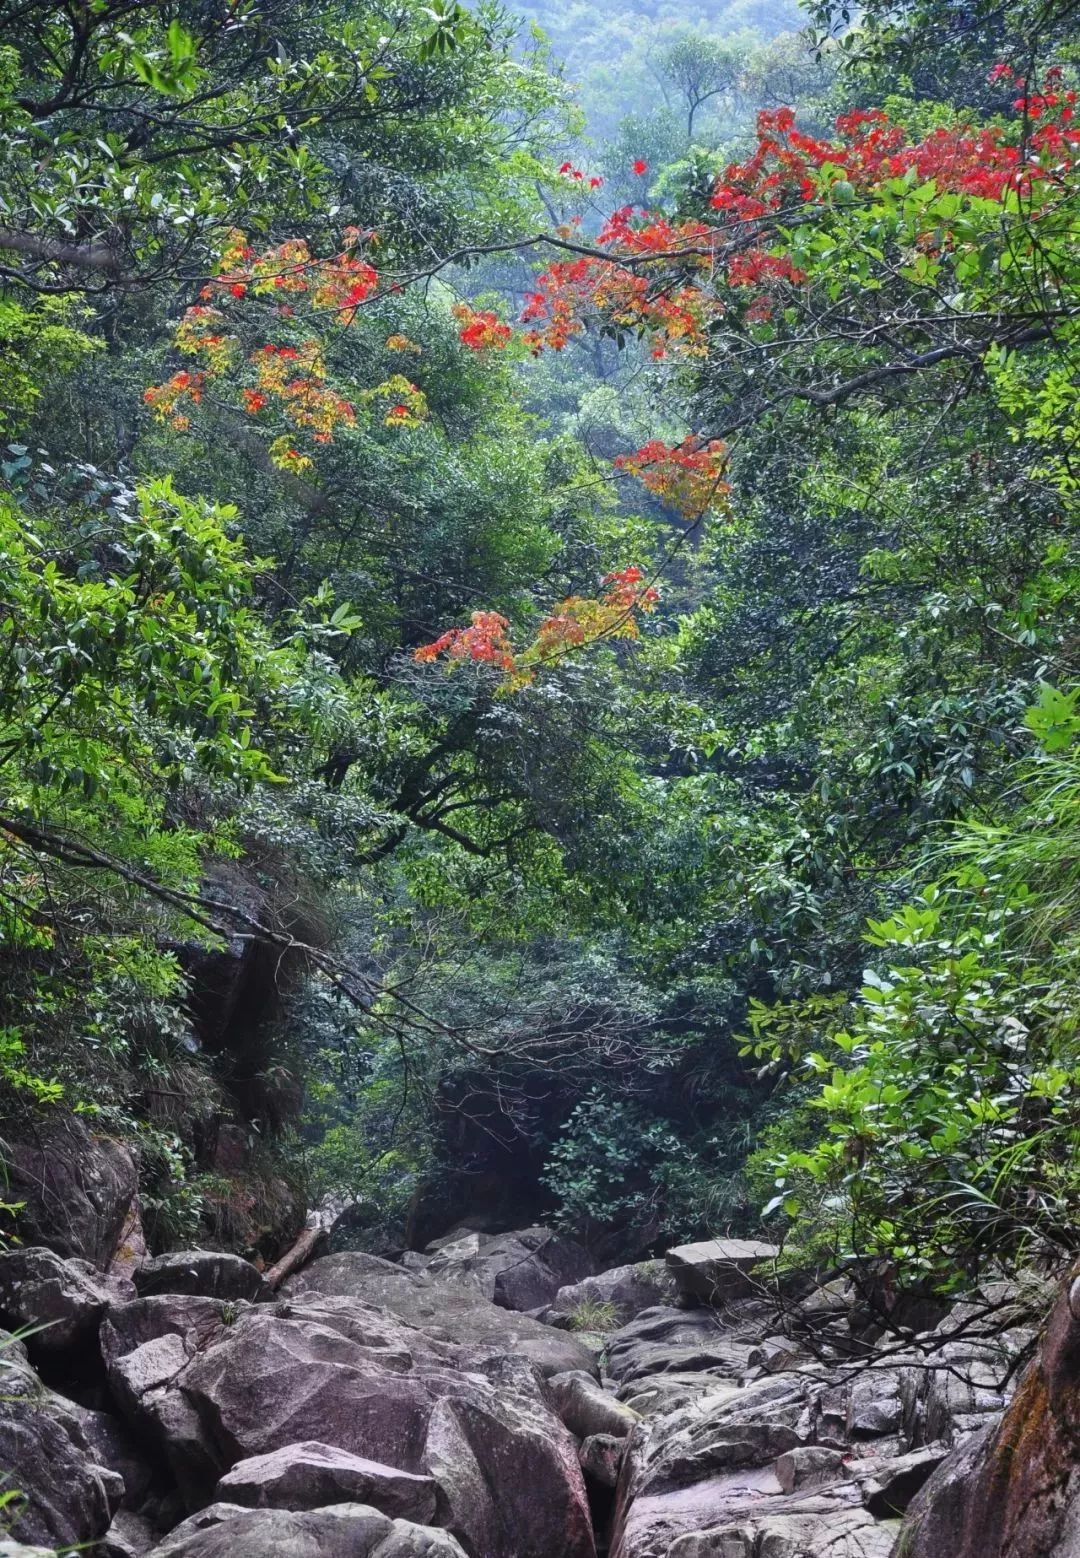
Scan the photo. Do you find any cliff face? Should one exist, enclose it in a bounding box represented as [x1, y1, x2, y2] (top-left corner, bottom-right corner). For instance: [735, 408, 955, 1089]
[897, 1262, 1080, 1558]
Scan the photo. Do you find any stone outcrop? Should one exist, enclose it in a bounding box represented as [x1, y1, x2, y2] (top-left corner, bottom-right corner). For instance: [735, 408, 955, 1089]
[133, 1250, 269, 1303]
[548, 1370, 640, 1440]
[548, 1262, 677, 1329]
[1, 1195, 1068, 1558]
[0, 1246, 114, 1363]
[665, 1240, 780, 1304]
[1, 1116, 138, 1269]
[606, 1286, 1033, 1558]
[409, 1225, 594, 1311]
[604, 1303, 763, 1387]
[102, 1287, 596, 1557]
[215, 1443, 437, 1521]
[0, 1323, 124, 1550]
[895, 1263, 1080, 1558]
[282, 1250, 599, 1376]
[145, 1502, 468, 1557]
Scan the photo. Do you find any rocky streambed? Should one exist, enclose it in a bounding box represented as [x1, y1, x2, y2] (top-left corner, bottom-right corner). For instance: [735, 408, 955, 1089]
[0, 1202, 1075, 1558]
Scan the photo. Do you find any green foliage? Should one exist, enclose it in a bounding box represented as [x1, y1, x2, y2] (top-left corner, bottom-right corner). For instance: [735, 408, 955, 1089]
[748, 728, 1080, 1290]
[567, 1297, 620, 1332]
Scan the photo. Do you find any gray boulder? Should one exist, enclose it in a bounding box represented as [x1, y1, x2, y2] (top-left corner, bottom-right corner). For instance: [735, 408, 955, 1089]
[283, 1251, 598, 1377]
[133, 1250, 269, 1303]
[665, 1240, 779, 1305]
[604, 1305, 756, 1386]
[850, 1445, 947, 1516]
[550, 1262, 676, 1328]
[216, 1443, 437, 1522]
[663, 1504, 898, 1557]
[0, 1247, 111, 1361]
[547, 1370, 639, 1440]
[2, 1115, 138, 1268]
[105, 1291, 596, 1558]
[775, 1445, 846, 1493]
[99, 1509, 159, 1557]
[417, 1225, 593, 1312]
[0, 1390, 122, 1550]
[146, 1503, 468, 1557]
[579, 1433, 626, 1488]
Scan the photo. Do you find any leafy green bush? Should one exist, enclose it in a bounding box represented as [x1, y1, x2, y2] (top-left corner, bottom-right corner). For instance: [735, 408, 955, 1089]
[749, 722, 1080, 1292]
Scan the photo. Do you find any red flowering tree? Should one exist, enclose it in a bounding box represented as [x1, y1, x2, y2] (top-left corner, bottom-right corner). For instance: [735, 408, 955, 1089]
[146, 74, 1080, 687]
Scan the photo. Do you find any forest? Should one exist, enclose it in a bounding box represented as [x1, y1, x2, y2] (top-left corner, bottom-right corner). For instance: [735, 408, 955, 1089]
[1, 0, 1080, 1552]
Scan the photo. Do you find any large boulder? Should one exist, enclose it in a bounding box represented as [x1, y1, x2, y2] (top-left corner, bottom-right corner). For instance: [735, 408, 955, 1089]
[283, 1251, 598, 1377]
[549, 1262, 677, 1329]
[547, 1371, 639, 1440]
[894, 1263, 1080, 1558]
[216, 1443, 437, 1522]
[664, 1504, 898, 1557]
[146, 1502, 468, 1557]
[103, 1290, 596, 1558]
[416, 1225, 593, 1312]
[604, 1305, 759, 1386]
[0, 1247, 111, 1362]
[665, 1240, 780, 1305]
[1, 1115, 138, 1268]
[133, 1251, 269, 1303]
[0, 1364, 123, 1551]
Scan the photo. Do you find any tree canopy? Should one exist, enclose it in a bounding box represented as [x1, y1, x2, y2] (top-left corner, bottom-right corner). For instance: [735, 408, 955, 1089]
[2, 0, 1080, 1297]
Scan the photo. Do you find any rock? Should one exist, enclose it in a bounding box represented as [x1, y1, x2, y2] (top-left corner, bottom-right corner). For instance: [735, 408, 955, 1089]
[604, 1306, 757, 1386]
[106, 1290, 596, 1558]
[774, 1445, 845, 1492]
[283, 1252, 598, 1377]
[616, 1372, 733, 1418]
[133, 1250, 269, 1303]
[0, 1247, 110, 1361]
[895, 1259, 1080, 1557]
[417, 1225, 593, 1312]
[580, 1432, 626, 1488]
[110, 1202, 150, 1286]
[551, 1263, 677, 1329]
[548, 1370, 639, 1440]
[918, 1336, 1014, 1444]
[665, 1241, 779, 1305]
[0, 1543, 59, 1557]
[216, 1443, 437, 1523]
[145, 1503, 469, 1557]
[423, 1386, 595, 1557]
[0, 1389, 122, 1550]
[2, 1114, 138, 1268]
[662, 1504, 898, 1557]
[100, 1509, 159, 1557]
[49, 1398, 156, 1511]
[850, 1444, 947, 1516]
[847, 1370, 905, 1438]
[632, 1375, 819, 1494]
[747, 1335, 804, 1374]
